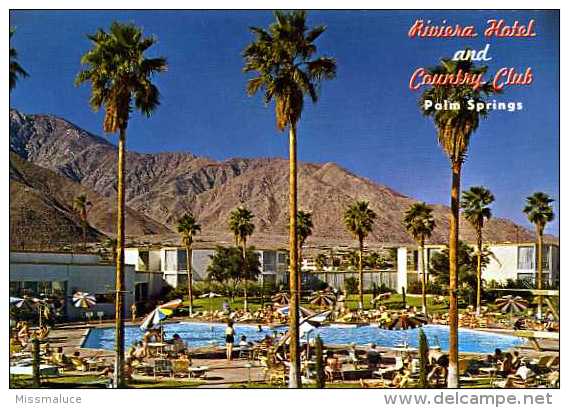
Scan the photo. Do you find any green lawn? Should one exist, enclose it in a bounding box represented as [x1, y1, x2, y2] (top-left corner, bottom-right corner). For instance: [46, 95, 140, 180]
[186, 293, 541, 318]
[184, 293, 451, 315]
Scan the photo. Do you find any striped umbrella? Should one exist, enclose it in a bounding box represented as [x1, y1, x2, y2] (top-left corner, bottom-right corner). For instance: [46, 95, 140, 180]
[11, 295, 40, 312]
[372, 292, 392, 305]
[309, 291, 336, 308]
[271, 292, 290, 305]
[495, 295, 529, 314]
[276, 305, 314, 318]
[72, 292, 97, 309]
[388, 313, 428, 330]
[140, 299, 182, 331]
[10, 296, 24, 306]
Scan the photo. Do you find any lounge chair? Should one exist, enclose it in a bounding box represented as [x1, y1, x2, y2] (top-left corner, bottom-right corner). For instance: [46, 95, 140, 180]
[171, 359, 190, 378]
[188, 366, 209, 379]
[495, 374, 538, 389]
[373, 356, 403, 379]
[361, 372, 411, 388]
[260, 356, 287, 385]
[530, 355, 557, 373]
[458, 359, 477, 382]
[153, 359, 173, 379]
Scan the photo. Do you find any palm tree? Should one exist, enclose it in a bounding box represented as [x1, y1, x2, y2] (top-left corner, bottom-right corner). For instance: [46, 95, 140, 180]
[10, 28, 29, 92]
[403, 202, 436, 316]
[177, 212, 201, 316]
[523, 192, 555, 318]
[461, 186, 494, 316]
[419, 57, 495, 388]
[228, 206, 255, 311]
[314, 253, 327, 271]
[296, 210, 313, 291]
[73, 194, 92, 250]
[75, 22, 167, 388]
[243, 10, 336, 388]
[343, 200, 377, 310]
[103, 237, 118, 263]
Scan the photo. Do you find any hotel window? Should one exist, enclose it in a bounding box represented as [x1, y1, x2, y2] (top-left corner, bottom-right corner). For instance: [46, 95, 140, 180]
[517, 246, 534, 270]
[164, 250, 177, 271]
[179, 250, 188, 271]
[541, 246, 550, 270]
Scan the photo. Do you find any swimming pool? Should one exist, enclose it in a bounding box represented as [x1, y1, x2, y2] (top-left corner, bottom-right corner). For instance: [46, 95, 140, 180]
[82, 322, 525, 354]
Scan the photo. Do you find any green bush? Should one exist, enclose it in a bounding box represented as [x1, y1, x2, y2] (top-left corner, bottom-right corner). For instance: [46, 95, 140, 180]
[418, 329, 429, 388]
[407, 280, 445, 295]
[344, 277, 358, 294]
[314, 335, 326, 388]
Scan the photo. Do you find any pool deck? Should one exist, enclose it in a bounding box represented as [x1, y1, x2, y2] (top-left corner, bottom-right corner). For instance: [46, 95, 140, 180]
[39, 318, 559, 388]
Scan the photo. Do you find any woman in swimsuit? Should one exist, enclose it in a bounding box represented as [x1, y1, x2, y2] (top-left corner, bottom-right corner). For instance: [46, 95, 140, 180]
[225, 321, 235, 361]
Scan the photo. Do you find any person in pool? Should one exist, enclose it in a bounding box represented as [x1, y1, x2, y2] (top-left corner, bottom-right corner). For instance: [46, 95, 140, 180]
[225, 321, 235, 361]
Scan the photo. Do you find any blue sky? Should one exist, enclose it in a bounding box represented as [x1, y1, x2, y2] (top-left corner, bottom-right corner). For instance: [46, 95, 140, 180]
[9, 10, 559, 235]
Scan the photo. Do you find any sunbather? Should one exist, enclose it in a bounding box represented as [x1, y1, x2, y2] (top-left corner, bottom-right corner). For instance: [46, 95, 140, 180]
[70, 351, 87, 371]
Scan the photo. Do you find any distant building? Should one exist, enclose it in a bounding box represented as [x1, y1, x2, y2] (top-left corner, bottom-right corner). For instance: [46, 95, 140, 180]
[407, 242, 560, 287]
[9, 251, 165, 320]
[125, 246, 289, 288]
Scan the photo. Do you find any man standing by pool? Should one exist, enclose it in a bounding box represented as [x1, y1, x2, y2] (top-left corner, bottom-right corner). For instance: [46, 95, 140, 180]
[366, 343, 381, 370]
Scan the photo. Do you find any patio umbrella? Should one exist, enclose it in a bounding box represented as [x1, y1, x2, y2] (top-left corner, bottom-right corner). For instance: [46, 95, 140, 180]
[372, 292, 392, 305]
[199, 292, 223, 299]
[10, 296, 24, 305]
[277, 310, 331, 350]
[72, 292, 97, 309]
[309, 291, 336, 308]
[276, 305, 314, 318]
[495, 295, 529, 314]
[388, 313, 427, 330]
[271, 292, 290, 305]
[11, 295, 40, 312]
[140, 299, 182, 331]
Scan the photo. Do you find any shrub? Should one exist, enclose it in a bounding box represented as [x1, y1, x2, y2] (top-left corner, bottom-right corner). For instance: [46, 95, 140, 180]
[407, 280, 445, 296]
[344, 277, 358, 295]
[303, 275, 329, 292]
[418, 329, 429, 388]
[314, 335, 326, 388]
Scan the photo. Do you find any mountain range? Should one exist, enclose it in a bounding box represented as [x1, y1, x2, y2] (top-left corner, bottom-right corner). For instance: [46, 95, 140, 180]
[9, 109, 541, 251]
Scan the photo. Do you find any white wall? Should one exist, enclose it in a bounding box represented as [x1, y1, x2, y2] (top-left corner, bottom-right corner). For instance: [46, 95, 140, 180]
[10, 252, 136, 320]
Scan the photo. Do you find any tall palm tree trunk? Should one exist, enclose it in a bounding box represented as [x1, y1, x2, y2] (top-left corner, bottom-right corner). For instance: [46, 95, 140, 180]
[186, 245, 193, 316]
[476, 229, 483, 316]
[536, 231, 543, 318]
[419, 239, 427, 316]
[82, 216, 87, 250]
[447, 161, 461, 388]
[114, 128, 126, 388]
[298, 244, 303, 302]
[358, 237, 364, 310]
[288, 124, 301, 388]
[242, 239, 248, 312]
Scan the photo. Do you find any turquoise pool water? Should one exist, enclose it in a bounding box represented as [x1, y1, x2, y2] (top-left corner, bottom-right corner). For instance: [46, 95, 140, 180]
[82, 322, 524, 354]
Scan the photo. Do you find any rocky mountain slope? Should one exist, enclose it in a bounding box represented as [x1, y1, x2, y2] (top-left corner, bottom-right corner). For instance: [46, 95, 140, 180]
[10, 151, 171, 249]
[9, 109, 538, 250]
